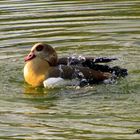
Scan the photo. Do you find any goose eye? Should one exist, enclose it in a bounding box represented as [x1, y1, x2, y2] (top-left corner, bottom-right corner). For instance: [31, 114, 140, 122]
[36, 45, 44, 51]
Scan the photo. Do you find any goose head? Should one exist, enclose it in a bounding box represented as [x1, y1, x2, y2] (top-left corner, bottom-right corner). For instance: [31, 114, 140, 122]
[24, 43, 58, 87]
[24, 43, 58, 65]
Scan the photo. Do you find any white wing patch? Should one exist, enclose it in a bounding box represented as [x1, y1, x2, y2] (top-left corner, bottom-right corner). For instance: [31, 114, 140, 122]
[43, 77, 79, 88]
[43, 77, 65, 88]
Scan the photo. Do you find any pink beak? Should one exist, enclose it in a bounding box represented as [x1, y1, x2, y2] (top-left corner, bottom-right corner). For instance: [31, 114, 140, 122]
[24, 51, 36, 62]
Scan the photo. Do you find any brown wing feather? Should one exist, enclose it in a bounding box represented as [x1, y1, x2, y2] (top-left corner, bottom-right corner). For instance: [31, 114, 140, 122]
[47, 65, 111, 82]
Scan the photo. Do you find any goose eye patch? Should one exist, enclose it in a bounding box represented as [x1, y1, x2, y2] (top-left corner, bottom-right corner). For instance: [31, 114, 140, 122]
[36, 45, 44, 51]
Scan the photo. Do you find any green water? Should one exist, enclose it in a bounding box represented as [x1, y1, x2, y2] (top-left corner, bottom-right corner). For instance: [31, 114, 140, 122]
[0, 0, 140, 139]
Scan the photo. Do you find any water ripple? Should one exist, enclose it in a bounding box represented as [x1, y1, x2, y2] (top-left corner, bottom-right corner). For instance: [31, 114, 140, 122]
[0, 0, 140, 139]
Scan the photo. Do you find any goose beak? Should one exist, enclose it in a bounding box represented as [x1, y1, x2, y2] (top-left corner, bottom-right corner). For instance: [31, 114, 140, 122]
[24, 51, 36, 62]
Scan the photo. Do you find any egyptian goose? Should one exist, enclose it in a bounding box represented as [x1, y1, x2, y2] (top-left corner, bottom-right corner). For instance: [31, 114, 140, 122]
[24, 43, 127, 88]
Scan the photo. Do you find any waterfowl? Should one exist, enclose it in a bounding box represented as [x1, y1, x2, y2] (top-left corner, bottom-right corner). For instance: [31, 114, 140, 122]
[24, 43, 127, 88]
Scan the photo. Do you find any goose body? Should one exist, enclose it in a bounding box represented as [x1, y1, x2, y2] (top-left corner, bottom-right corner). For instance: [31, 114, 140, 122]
[24, 43, 127, 87]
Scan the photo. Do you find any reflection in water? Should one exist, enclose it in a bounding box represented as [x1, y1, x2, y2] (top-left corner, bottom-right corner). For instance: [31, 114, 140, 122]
[23, 84, 45, 94]
[0, 0, 140, 139]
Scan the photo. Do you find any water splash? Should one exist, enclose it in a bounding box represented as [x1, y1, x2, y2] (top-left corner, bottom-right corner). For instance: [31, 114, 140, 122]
[67, 55, 86, 66]
[73, 67, 89, 87]
[58, 64, 64, 77]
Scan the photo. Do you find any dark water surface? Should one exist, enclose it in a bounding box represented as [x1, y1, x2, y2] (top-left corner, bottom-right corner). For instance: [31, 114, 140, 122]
[0, 0, 140, 139]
